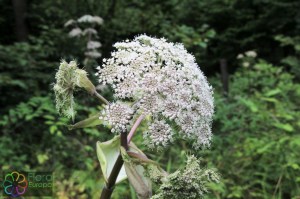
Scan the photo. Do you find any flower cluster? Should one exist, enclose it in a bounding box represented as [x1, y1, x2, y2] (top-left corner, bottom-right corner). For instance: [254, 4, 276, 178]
[100, 102, 134, 133]
[77, 15, 103, 24]
[237, 50, 257, 68]
[65, 15, 103, 59]
[151, 155, 220, 199]
[96, 35, 214, 149]
[143, 120, 174, 149]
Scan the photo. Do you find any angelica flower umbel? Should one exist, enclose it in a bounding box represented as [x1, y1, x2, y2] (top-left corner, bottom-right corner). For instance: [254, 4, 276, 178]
[96, 35, 214, 149]
[65, 15, 103, 60]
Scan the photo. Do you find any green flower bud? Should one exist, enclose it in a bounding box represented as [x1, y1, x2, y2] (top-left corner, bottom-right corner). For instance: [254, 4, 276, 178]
[75, 69, 96, 94]
[53, 60, 95, 121]
[151, 155, 219, 199]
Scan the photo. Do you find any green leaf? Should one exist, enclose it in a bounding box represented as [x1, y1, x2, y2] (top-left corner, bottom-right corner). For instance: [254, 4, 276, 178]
[43, 115, 55, 120]
[120, 147, 152, 199]
[290, 136, 300, 147]
[50, 125, 57, 134]
[37, 154, 49, 164]
[273, 123, 294, 132]
[290, 163, 300, 170]
[199, 42, 207, 48]
[68, 113, 102, 130]
[240, 98, 258, 112]
[261, 97, 278, 103]
[206, 29, 216, 38]
[256, 142, 275, 154]
[127, 151, 159, 166]
[96, 136, 127, 184]
[265, 89, 281, 97]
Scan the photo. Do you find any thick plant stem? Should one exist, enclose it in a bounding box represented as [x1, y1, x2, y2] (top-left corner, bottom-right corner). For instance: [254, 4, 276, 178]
[100, 133, 128, 199]
[100, 115, 145, 199]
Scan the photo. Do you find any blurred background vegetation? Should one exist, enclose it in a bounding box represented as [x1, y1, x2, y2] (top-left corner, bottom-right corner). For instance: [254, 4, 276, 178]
[0, 0, 300, 198]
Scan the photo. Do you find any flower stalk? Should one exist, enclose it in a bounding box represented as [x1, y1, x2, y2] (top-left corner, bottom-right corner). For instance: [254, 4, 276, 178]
[100, 132, 128, 199]
[100, 114, 145, 199]
[127, 114, 146, 143]
[94, 91, 109, 105]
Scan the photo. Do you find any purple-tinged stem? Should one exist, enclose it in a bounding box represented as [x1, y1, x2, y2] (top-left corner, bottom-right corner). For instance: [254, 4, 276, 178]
[100, 132, 128, 199]
[127, 114, 146, 143]
[100, 114, 145, 199]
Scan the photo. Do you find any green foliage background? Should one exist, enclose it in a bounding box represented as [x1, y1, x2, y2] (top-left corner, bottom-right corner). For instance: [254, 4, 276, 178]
[0, 0, 300, 198]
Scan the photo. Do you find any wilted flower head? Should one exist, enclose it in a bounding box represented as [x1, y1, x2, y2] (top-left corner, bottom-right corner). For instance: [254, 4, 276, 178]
[151, 155, 219, 199]
[96, 35, 214, 149]
[53, 60, 95, 120]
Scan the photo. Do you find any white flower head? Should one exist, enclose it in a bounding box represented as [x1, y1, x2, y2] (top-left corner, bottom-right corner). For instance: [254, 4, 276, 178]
[237, 54, 244, 59]
[245, 50, 257, 58]
[82, 28, 98, 36]
[78, 15, 103, 25]
[68, 28, 82, 37]
[93, 16, 104, 25]
[64, 19, 76, 27]
[143, 120, 174, 150]
[243, 62, 250, 68]
[96, 35, 214, 149]
[87, 41, 102, 49]
[100, 102, 134, 133]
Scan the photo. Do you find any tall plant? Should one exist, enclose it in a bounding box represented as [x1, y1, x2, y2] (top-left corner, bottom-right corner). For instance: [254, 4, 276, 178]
[53, 35, 219, 199]
[65, 15, 104, 64]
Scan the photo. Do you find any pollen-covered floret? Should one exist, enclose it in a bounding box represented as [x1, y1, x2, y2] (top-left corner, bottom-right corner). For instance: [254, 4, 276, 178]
[96, 35, 214, 149]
